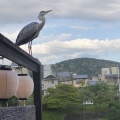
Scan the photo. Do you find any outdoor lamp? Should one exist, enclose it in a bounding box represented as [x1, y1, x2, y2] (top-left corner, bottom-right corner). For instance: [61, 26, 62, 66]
[15, 74, 34, 100]
[0, 65, 19, 101]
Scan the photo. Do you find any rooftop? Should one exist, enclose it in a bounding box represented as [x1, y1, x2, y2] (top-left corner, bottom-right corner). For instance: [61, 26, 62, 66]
[43, 75, 57, 80]
[57, 72, 71, 77]
[73, 74, 88, 79]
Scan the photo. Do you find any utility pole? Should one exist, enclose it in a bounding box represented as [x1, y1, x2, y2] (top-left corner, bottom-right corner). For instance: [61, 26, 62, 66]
[117, 65, 120, 101]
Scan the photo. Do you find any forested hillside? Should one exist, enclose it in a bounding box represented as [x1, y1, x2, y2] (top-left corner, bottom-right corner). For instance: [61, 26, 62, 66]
[52, 58, 120, 76]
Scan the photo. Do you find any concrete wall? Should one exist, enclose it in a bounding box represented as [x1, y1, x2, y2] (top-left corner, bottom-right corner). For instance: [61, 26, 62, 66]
[0, 105, 36, 120]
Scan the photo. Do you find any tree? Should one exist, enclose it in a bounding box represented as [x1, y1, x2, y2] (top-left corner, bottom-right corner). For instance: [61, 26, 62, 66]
[42, 84, 80, 110]
[8, 96, 18, 106]
[79, 83, 116, 104]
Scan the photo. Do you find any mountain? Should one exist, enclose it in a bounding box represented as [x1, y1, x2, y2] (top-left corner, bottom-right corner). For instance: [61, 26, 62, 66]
[52, 58, 120, 76]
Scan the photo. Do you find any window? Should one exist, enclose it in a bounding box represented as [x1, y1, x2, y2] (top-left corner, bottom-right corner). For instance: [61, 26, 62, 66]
[76, 79, 80, 84]
[51, 80, 54, 84]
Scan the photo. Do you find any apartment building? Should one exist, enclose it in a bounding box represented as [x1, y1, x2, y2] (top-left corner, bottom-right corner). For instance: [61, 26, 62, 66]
[101, 68, 110, 80]
[57, 72, 72, 84]
[101, 67, 119, 84]
[72, 74, 88, 87]
[42, 75, 58, 95]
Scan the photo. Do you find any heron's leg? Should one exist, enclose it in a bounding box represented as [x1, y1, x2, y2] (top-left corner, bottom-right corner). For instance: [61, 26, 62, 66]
[28, 41, 32, 55]
[29, 41, 32, 55]
[0, 56, 4, 65]
[28, 42, 30, 54]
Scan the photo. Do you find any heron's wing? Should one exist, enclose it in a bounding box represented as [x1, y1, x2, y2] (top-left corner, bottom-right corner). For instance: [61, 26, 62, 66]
[16, 22, 39, 45]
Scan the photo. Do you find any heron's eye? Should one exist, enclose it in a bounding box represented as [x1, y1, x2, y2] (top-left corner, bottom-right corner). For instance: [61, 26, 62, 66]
[40, 11, 44, 13]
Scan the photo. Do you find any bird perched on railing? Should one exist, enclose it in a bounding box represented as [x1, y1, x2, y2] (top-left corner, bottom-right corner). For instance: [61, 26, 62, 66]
[15, 10, 52, 55]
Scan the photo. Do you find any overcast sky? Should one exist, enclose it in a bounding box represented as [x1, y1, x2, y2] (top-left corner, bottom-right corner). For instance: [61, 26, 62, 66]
[1, 0, 120, 65]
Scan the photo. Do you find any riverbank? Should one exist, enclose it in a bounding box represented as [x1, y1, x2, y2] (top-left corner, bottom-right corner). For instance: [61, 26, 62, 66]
[43, 103, 120, 120]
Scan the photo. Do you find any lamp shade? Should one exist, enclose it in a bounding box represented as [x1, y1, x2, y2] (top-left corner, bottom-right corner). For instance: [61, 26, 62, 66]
[15, 74, 34, 100]
[0, 65, 19, 100]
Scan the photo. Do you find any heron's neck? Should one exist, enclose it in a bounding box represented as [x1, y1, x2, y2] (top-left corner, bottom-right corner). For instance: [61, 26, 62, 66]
[38, 16, 46, 30]
[39, 16, 46, 23]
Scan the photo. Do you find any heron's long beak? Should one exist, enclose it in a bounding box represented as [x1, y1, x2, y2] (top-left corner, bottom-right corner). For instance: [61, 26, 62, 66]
[45, 10, 52, 14]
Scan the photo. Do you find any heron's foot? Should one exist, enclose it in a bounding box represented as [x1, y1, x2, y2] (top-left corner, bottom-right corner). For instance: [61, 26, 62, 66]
[0, 56, 4, 59]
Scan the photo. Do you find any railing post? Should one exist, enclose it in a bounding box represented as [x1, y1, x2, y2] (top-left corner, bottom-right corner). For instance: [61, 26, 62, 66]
[0, 34, 42, 120]
[33, 63, 42, 120]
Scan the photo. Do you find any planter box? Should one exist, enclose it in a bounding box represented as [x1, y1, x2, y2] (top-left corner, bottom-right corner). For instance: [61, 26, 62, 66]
[0, 105, 36, 120]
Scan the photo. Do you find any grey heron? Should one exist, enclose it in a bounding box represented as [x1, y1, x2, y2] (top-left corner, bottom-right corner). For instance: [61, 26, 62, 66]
[15, 10, 52, 55]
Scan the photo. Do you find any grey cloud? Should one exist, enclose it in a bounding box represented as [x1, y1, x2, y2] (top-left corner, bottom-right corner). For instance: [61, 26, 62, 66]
[30, 38, 120, 64]
[0, 0, 120, 26]
[70, 25, 95, 30]
[80, 53, 99, 59]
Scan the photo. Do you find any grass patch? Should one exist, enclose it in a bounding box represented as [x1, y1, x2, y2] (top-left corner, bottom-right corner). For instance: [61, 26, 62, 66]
[43, 110, 66, 120]
[80, 103, 109, 112]
[42, 104, 109, 120]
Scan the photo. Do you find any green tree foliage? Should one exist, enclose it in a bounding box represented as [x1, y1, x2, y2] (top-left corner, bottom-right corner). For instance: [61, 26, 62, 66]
[79, 83, 117, 104]
[42, 84, 80, 110]
[0, 96, 18, 107]
[25, 93, 34, 105]
[8, 96, 18, 106]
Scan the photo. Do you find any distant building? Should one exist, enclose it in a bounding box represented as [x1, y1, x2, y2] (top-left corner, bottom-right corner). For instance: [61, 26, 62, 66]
[92, 76, 99, 81]
[110, 67, 118, 74]
[87, 80, 103, 86]
[101, 67, 119, 84]
[105, 74, 119, 85]
[72, 74, 88, 87]
[43, 65, 52, 78]
[42, 75, 58, 95]
[57, 72, 73, 84]
[101, 68, 110, 80]
[82, 100, 94, 105]
[11, 62, 28, 74]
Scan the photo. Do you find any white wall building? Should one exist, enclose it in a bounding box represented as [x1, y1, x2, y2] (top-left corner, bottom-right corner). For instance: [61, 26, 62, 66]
[42, 75, 58, 95]
[101, 68, 110, 80]
[11, 62, 28, 74]
[43, 65, 52, 78]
